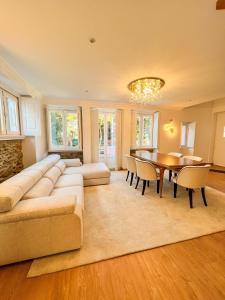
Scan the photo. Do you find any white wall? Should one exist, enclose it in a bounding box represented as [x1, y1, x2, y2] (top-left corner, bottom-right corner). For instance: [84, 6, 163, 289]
[179, 101, 214, 161]
[0, 56, 47, 166]
[35, 98, 48, 161]
[43, 97, 182, 168]
[213, 112, 225, 166]
[40, 97, 225, 167]
[22, 137, 36, 167]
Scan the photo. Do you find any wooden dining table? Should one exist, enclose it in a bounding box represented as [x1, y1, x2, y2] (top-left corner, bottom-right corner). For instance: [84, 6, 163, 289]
[132, 152, 206, 198]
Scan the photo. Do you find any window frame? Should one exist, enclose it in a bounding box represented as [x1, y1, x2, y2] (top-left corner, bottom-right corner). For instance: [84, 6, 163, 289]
[134, 112, 154, 148]
[47, 105, 82, 152]
[180, 121, 196, 148]
[0, 88, 21, 138]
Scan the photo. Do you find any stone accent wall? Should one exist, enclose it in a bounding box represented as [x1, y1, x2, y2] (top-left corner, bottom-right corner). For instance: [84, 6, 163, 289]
[48, 151, 83, 163]
[0, 140, 23, 183]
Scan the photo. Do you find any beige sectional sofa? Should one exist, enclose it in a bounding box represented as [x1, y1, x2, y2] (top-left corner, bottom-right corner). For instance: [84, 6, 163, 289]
[0, 155, 110, 266]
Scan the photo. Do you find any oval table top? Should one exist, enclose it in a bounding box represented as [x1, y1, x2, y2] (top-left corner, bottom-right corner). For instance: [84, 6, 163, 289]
[132, 152, 207, 169]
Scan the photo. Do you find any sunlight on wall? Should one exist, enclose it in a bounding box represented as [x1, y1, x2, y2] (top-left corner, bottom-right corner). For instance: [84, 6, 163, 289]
[163, 119, 176, 137]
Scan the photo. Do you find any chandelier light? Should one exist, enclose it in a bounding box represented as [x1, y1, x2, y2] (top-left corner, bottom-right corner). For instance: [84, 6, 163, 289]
[128, 77, 165, 104]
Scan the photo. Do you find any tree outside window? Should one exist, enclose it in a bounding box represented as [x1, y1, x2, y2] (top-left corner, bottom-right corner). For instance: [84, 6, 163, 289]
[48, 107, 81, 151]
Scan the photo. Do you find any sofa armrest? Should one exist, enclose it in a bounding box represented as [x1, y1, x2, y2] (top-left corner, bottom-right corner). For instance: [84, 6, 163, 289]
[0, 195, 76, 224]
[62, 158, 82, 167]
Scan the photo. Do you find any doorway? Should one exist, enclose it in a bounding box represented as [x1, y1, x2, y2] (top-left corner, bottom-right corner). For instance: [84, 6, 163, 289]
[98, 111, 116, 169]
[213, 112, 225, 167]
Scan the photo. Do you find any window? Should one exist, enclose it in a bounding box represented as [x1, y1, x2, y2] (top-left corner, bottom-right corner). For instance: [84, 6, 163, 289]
[47, 106, 82, 151]
[181, 122, 196, 148]
[134, 112, 157, 148]
[0, 89, 21, 136]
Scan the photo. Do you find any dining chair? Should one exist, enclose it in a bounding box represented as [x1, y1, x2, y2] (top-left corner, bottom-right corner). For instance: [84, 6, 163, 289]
[182, 155, 203, 162]
[168, 152, 183, 181]
[173, 165, 211, 208]
[125, 155, 137, 186]
[135, 159, 160, 195]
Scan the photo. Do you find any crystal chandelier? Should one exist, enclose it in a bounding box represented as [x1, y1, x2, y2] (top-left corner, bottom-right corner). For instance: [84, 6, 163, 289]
[128, 77, 165, 104]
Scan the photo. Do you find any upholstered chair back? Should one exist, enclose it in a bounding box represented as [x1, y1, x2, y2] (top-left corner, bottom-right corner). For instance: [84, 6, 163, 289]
[168, 152, 183, 158]
[183, 155, 203, 162]
[125, 155, 136, 173]
[176, 165, 211, 189]
[135, 150, 149, 156]
[135, 159, 158, 181]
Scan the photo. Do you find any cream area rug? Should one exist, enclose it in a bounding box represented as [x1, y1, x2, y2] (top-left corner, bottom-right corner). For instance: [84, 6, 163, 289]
[28, 171, 225, 277]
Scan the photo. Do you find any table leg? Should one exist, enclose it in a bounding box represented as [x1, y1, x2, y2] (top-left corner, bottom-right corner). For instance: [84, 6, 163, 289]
[159, 167, 165, 198]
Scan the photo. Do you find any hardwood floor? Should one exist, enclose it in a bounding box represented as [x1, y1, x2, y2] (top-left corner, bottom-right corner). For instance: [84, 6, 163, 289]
[0, 232, 224, 300]
[207, 171, 225, 193]
[0, 172, 224, 300]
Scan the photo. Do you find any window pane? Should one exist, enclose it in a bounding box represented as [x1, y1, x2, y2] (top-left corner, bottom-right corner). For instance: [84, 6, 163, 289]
[136, 115, 141, 146]
[98, 113, 105, 156]
[6, 96, 19, 133]
[107, 113, 115, 146]
[142, 116, 152, 146]
[66, 112, 79, 148]
[99, 113, 105, 146]
[50, 111, 64, 146]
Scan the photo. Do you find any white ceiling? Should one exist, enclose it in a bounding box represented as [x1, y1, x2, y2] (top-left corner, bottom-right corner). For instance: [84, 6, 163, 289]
[0, 0, 225, 108]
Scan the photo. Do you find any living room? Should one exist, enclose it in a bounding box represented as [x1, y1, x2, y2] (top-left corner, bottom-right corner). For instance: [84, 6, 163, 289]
[0, 0, 225, 299]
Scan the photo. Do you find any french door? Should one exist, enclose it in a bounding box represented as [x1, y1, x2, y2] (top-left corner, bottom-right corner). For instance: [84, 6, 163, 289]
[98, 111, 116, 169]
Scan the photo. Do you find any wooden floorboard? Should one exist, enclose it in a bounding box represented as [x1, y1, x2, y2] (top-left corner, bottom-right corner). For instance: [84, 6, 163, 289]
[0, 172, 224, 300]
[207, 172, 225, 193]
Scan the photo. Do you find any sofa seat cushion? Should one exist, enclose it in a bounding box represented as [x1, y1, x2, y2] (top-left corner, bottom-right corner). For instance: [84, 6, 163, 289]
[63, 162, 110, 180]
[51, 186, 84, 210]
[44, 167, 61, 184]
[55, 160, 66, 174]
[54, 174, 83, 188]
[23, 178, 54, 200]
[0, 195, 76, 224]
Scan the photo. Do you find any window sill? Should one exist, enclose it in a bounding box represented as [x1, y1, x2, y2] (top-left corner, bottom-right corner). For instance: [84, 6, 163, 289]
[48, 149, 82, 153]
[180, 146, 194, 149]
[0, 135, 25, 141]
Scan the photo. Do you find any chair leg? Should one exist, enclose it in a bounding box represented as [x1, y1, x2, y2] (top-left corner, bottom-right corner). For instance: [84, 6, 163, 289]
[130, 173, 134, 186]
[201, 187, 208, 206]
[157, 180, 160, 193]
[189, 189, 193, 208]
[142, 180, 146, 195]
[147, 181, 150, 187]
[174, 183, 177, 198]
[169, 170, 172, 181]
[126, 171, 130, 181]
[135, 177, 140, 189]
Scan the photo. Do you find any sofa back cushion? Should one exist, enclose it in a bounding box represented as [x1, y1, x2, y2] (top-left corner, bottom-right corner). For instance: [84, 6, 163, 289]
[43, 166, 61, 184]
[0, 169, 42, 212]
[55, 161, 66, 174]
[42, 154, 60, 165]
[23, 178, 54, 200]
[22, 155, 61, 175]
[0, 183, 23, 212]
[22, 161, 53, 175]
